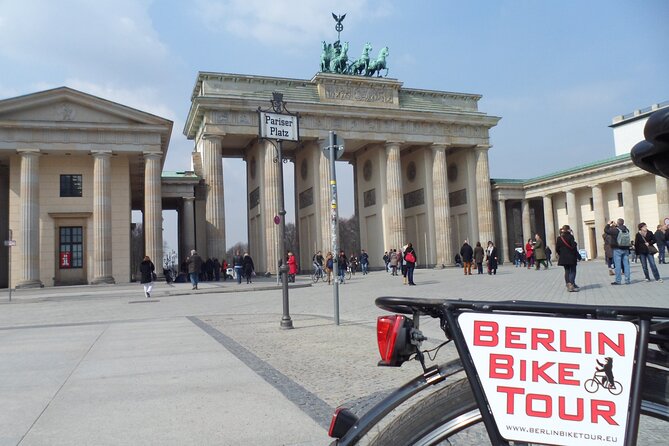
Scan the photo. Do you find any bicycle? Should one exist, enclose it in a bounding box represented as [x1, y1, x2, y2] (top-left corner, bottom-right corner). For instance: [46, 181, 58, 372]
[345, 266, 352, 281]
[328, 298, 669, 445]
[584, 370, 623, 396]
[312, 264, 325, 283]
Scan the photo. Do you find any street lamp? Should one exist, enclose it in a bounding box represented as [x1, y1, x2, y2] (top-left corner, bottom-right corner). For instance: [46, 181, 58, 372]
[258, 93, 300, 329]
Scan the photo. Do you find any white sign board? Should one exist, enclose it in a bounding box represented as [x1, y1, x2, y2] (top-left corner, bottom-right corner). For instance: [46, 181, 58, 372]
[459, 313, 637, 446]
[258, 111, 299, 141]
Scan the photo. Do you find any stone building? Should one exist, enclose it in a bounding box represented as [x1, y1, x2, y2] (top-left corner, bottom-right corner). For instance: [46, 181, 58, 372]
[491, 102, 669, 263]
[0, 87, 174, 288]
[183, 72, 501, 273]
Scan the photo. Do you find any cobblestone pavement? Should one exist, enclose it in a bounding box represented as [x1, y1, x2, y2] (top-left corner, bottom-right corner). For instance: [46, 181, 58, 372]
[1, 260, 667, 445]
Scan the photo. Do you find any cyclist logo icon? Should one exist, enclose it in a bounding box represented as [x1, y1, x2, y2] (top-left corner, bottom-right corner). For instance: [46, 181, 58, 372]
[584, 357, 623, 395]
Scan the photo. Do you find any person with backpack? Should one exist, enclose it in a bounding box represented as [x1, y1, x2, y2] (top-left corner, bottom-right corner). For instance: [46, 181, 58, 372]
[404, 243, 417, 286]
[604, 218, 632, 285]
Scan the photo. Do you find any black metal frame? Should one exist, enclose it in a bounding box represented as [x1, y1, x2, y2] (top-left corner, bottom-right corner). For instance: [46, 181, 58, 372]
[333, 298, 669, 446]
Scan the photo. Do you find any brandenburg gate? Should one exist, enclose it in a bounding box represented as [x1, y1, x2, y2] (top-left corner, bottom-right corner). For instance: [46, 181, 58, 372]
[184, 71, 500, 273]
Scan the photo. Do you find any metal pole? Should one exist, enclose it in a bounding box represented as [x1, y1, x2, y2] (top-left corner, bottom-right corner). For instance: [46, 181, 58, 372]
[8, 229, 12, 302]
[329, 131, 340, 325]
[277, 140, 293, 329]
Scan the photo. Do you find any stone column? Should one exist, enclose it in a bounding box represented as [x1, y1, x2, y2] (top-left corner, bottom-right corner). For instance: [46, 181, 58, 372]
[182, 196, 196, 253]
[144, 152, 163, 277]
[432, 144, 452, 266]
[384, 142, 405, 250]
[566, 189, 578, 242]
[90, 150, 114, 284]
[657, 176, 669, 224]
[16, 149, 43, 288]
[592, 185, 606, 259]
[475, 145, 495, 244]
[202, 136, 226, 259]
[498, 199, 508, 263]
[543, 195, 556, 258]
[466, 151, 479, 241]
[521, 199, 531, 245]
[621, 180, 636, 229]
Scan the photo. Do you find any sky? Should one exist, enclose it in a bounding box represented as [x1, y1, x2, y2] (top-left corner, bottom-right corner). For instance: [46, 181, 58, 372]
[1, 0, 667, 250]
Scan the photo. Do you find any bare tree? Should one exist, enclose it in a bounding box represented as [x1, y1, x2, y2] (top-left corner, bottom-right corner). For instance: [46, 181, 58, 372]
[338, 216, 360, 256]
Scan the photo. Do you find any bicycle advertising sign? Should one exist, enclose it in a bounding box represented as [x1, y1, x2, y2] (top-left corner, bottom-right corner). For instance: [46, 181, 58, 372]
[459, 313, 638, 446]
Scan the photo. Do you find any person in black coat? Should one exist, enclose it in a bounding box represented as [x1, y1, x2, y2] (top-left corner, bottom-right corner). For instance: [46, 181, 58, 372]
[555, 225, 580, 292]
[460, 241, 474, 275]
[404, 243, 417, 285]
[139, 255, 155, 298]
[485, 241, 498, 275]
[635, 223, 662, 282]
[242, 253, 255, 284]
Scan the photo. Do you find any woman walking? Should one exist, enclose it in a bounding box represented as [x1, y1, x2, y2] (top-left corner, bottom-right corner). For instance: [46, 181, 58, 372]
[474, 242, 485, 274]
[485, 241, 498, 275]
[555, 225, 580, 292]
[635, 223, 663, 283]
[533, 234, 548, 270]
[242, 252, 255, 284]
[139, 255, 155, 298]
[404, 243, 417, 285]
[525, 238, 534, 269]
[287, 252, 298, 283]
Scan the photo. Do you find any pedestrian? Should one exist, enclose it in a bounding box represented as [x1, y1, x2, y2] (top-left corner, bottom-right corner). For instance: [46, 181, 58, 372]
[602, 232, 614, 276]
[325, 251, 334, 284]
[360, 249, 369, 275]
[139, 255, 155, 298]
[485, 241, 498, 275]
[287, 252, 298, 282]
[383, 251, 390, 272]
[533, 234, 548, 270]
[242, 252, 255, 284]
[389, 249, 399, 276]
[213, 258, 221, 281]
[555, 225, 580, 292]
[635, 223, 663, 283]
[513, 248, 522, 267]
[338, 250, 348, 283]
[545, 245, 553, 267]
[656, 224, 667, 264]
[186, 250, 203, 290]
[232, 250, 243, 284]
[404, 243, 417, 285]
[474, 242, 485, 274]
[460, 240, 473, 275]
[204, 257, 214, 281]
[525, 238, 534, 269]
[349, 253, 358, 275]
[222, 259, 228, 281]
[605, 218, 632, 285]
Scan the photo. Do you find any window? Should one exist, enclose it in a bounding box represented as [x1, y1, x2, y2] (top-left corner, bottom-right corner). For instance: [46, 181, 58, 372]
[617, 192, 624, 207]
[60, 174, 82, 197]
[59, 226, 83, 269]
[589, 197, 594, 211]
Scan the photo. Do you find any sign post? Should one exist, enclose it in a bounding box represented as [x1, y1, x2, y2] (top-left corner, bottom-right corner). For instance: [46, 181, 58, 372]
[258, 92, 299, 330]
[322, 131, 345, 325]
[4, 229, 14, 302]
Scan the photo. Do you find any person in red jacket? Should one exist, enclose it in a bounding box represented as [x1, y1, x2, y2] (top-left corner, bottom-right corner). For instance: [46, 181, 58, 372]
[525, 238, 534, 269]
[287, 252, 298, 282]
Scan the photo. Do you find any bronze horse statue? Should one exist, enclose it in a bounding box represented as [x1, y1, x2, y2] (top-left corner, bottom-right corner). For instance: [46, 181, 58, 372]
[365, 46, 389, 77]
[347, 42, 372, 75]
[329, 41, 349, 74]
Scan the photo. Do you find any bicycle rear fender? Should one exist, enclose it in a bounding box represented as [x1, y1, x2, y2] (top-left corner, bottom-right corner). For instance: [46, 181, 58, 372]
[329, 358, 464, 445]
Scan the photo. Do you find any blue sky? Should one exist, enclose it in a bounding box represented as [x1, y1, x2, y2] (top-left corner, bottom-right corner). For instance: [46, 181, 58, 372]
[1, 0, 667, 249]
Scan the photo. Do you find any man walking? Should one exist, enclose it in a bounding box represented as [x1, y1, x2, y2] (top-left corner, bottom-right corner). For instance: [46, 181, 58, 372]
[605, 218, 632, 285]
[232, 250, 244, 284]
[186, 250, 203, 290]
[459, 240, 473, 275]
[360, 249, 369, 275]
[656, 224, 667, 264]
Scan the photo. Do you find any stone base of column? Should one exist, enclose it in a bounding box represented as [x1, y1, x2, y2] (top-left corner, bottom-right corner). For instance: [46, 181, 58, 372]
[91, 276, 116, 285]
[434, 264, 445, 269]
[16, 280, 44, 289]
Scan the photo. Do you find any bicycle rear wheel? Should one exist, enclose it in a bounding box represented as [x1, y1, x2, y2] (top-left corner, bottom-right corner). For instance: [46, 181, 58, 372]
[346, 269, 352, 280]
[312, 271, 320, 283]
[368, 372, 669, 446]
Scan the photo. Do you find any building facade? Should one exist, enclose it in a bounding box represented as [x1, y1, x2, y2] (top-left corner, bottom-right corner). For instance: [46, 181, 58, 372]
[183, 72, 501, 273]
[491, 102, 669, 263]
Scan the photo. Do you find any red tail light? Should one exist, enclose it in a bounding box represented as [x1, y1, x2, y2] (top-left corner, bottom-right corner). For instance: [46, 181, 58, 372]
[376, 314, 416, 367]
[328, 407, 358, 439]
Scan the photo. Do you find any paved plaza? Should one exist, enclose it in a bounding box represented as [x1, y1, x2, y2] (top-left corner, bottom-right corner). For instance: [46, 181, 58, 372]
[1, 260, 667, 445]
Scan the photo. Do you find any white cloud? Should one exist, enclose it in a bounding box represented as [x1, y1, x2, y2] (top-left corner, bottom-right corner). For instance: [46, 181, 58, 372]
[194, 0, 389, 47]
[0, 0, 170, 80]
